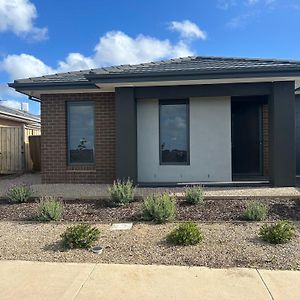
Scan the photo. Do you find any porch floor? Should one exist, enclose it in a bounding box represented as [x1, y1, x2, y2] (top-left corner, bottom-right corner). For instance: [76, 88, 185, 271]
[0, 173, 300, 200]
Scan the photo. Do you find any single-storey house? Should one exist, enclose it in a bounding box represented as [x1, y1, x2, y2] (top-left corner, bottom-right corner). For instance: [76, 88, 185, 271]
[8, 56, 300, 187]
[0, 101, 40, 128]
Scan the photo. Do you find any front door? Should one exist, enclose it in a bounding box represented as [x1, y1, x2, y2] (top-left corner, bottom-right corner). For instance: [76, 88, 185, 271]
[232, 101, 262, 177]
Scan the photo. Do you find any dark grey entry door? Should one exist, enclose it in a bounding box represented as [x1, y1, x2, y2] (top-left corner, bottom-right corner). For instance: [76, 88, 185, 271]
[232, 101, 262, 176]
[296, 96, 300, 175]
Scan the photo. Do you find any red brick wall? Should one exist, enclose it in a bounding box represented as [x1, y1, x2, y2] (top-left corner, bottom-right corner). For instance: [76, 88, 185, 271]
[41, 93, 116, 183]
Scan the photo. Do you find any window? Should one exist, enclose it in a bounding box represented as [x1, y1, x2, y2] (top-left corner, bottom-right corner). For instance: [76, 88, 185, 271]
[159, 99, 189, 165]
[67, 102, 95, 164]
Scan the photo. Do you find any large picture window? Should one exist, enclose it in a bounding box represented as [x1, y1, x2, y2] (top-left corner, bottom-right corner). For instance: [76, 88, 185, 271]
[67, 102, 95, 164]
[159, 99, 189, 165]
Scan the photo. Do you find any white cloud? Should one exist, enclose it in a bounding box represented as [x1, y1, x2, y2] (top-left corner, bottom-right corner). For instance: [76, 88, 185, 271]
[227, 12, 254, 28]
[0, 54, 54, 80]
[57, 53, 96, 72]
[93, 31, 193, 66]
[222, 0, 277, 29]
[0, 20, 207, 84]
[0, 99, 21, 109]
[217, 0, 236, 10]
[0, 0, 48, 40]
[169, 20, 207, 40]
[217, 0, 276, 10]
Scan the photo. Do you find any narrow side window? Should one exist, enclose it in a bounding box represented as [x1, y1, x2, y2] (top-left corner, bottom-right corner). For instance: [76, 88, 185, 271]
[159, 99, 189, 165]
[67, 102, 95, 164]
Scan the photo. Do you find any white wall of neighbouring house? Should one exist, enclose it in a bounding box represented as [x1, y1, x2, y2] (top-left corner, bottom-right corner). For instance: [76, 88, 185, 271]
[137, 97, 232, 183]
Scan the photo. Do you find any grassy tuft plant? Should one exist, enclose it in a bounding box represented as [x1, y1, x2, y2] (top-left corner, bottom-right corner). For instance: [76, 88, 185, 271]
[244, 201, 267, 221]
[37, 196, 64, 222]
[61, 224, 100, 249]
[167, 222, 203, 246]
[142, 193, 176, 223]
[108, 179, 135, 206]
[259, 221, 295, 244]
[185, 186, 204, 205]
[6, 184, 32, 203]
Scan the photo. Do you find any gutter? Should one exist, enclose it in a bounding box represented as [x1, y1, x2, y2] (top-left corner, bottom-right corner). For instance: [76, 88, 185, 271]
[0, 110, 40, 124]
[8, 81, 99, 91]
[85, 68, 300, 83]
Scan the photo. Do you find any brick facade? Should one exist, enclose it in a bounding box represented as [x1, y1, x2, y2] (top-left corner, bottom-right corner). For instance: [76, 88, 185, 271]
[41, 92, 116, 183]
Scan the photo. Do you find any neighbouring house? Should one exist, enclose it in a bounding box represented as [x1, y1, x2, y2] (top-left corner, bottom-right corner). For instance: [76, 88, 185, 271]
[8, 56, 300, 186]
[0, 102, 40, 173]
[0, 101, 40, 128]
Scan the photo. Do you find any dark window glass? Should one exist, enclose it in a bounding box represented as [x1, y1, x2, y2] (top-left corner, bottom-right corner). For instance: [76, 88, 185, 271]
[159, 100, 189, 164]
[68, 102, 95, 164]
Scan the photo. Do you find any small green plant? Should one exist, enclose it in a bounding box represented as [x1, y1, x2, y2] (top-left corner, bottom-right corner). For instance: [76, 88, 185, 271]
[259, 221, 295, 244]
[244, 202, 267, 221]
[142, 193, 176, 223]
[61, 224, 100, 249]
[108, 179, 135, 206]
[167, 222, 203, 246]
[185, 186, 204, 205]
[6, 184, 32, 203]
[37, 196, 64, 222]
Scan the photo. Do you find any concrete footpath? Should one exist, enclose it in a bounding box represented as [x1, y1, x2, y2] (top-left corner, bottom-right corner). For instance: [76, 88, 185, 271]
[0, 261, 299, 300]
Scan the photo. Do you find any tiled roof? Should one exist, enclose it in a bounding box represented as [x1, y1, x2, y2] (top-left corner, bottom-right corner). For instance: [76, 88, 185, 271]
[10, 56, 300, 86]
[0, 103, 40, 122]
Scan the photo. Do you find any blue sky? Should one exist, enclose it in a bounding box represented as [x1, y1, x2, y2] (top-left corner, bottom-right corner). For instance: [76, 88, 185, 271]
[0, 0, 300, 115]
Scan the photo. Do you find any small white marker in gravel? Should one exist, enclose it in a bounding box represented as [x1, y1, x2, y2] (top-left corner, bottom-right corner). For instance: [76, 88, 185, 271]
[110, 223, 133, 231]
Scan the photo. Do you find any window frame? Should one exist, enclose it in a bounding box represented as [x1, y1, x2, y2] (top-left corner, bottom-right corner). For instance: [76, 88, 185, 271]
[67, 101, 96, 166]
[159, 99, 190, 166]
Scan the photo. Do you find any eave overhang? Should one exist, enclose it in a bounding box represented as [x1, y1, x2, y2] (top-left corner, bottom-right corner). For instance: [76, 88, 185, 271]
[8, 68, 300, 101]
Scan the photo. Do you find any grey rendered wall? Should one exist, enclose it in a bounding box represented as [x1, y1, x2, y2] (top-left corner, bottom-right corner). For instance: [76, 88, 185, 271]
[137, 97, 232, 183]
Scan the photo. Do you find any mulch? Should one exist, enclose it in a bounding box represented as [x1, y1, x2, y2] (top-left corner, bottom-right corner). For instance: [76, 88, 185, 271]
[0, 197, 299, 223]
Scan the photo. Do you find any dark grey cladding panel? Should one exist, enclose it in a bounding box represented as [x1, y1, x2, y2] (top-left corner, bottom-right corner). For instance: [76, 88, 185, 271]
[135, 83, 272, 99]
[115, 87, 137, 182]
[269, 81, 296, 186]
[295, 95, 300, 175]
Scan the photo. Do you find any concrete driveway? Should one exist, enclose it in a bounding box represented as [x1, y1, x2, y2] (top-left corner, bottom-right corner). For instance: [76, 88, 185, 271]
[0, 260, 299, 300]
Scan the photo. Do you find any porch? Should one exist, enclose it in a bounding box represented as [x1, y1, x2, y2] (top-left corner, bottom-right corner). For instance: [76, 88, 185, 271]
[116, 81, 296, 187]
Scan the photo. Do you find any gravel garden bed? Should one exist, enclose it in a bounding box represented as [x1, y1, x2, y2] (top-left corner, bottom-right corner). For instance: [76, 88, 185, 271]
[0, 198, 299, 222]
[0, 221, 299, 270]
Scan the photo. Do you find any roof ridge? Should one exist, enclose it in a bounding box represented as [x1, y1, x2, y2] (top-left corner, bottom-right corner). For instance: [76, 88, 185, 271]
[192, 55, 300, 64]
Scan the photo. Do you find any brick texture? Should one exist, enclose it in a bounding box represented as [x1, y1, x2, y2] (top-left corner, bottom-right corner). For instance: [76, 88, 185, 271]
[41, 93, 116, 183]
[262, 103, 269, 177]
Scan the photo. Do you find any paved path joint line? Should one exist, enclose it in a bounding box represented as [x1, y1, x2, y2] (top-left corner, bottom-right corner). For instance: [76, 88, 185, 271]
[256, 269, 274, 300]
[73, 263, 97, 300]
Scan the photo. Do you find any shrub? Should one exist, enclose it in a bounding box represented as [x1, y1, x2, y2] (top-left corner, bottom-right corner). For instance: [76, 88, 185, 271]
[185, 186, 204, 205]
[6, 184, 32, 203]
[37, 196, 64, 222]
[108, 179, 135, 206]
[142, 193, 176, 223]
[167, 222, 203, 246]
[61, 224, 100, 249]
[244, 202, 267, 221]
[259, 221, 295, 244]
